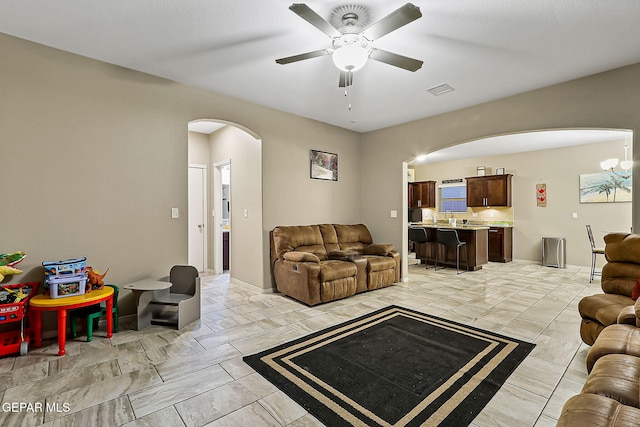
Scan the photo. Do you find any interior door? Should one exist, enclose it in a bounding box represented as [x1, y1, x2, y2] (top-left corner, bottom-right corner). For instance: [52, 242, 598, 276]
[188, 165, 207, 272]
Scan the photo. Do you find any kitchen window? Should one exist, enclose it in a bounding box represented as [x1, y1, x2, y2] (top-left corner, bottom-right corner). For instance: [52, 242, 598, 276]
[440, 185, 467, 213]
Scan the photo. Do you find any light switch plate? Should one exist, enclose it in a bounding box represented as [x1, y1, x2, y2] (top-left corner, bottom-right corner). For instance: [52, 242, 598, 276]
[390, 210, 398, 218]
[572, 212, 578, 219]
[171, 208, 179, 219]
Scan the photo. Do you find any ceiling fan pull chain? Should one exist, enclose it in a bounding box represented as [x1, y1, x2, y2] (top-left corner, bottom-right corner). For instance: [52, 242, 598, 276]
[346, 71, 353, 110]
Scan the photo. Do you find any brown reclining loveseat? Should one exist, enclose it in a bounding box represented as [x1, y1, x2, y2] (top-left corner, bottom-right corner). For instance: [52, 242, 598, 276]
[270, 224, 400, 306]
[578, 233, 640, 345]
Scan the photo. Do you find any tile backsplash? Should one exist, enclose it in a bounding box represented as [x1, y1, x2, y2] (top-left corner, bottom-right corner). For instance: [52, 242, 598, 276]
[421, 207, 514, 225]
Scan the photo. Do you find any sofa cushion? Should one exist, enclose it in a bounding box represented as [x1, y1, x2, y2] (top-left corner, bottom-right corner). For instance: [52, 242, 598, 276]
[582, 354, 640, 408]
[364, 256, 396, 272]
[557, 394, 640, 427]
[587, 324, 640, 372]
[579, 293, 634, 326]
[333, 224, 373, 253]
[272, 225, 328, 261]
[604, 233, 640, 264]
[319, 260, 357, 282]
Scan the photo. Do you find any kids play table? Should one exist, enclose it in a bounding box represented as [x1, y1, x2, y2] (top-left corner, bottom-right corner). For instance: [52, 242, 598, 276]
[30, 287, 114, 356]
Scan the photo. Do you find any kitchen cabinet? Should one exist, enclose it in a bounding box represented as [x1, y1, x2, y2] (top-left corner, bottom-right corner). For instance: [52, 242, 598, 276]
[223, 231, 230, 270]
[408, 180, 436, 208]
[466, 174, 512, 207]
[488, 227, 513, 263]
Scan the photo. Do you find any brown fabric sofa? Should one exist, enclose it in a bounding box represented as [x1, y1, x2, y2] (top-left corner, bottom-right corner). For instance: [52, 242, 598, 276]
[270, 224, 400, 306]
[557, 299, 640, 426]
[578, 233, 640, 345]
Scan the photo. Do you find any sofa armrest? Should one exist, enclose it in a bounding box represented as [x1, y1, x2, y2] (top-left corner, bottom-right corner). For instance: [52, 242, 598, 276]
[364, 243, 395, 255]
[617, 305, 637, 325]
[283, 251, 320, 263]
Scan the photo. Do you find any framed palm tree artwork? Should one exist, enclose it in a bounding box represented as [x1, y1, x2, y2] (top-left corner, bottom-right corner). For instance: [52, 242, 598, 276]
[579, 172, 632, 203]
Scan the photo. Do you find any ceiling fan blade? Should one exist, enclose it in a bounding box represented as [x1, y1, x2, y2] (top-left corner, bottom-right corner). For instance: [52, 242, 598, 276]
[276, 49, 330, 65]
[338, 71, 354, 88]
[290, 4, 341, 38]
[363, 3, 422, 40]
[370, 48, 423, 72]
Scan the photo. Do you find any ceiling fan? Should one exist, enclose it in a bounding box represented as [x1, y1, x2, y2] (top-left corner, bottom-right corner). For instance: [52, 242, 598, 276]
[275, 3, 423, 88]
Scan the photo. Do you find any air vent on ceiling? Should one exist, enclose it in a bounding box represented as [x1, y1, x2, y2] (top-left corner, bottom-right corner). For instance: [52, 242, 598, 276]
[427, 83, 455, 96]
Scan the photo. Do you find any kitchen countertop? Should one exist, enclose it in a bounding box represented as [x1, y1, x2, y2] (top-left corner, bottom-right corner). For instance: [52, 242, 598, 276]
[410, 223, 490, 230]
[410, 222, 514, 229]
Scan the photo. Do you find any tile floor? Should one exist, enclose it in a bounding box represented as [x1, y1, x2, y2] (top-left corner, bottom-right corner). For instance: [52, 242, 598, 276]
[0, 260, 600, 426]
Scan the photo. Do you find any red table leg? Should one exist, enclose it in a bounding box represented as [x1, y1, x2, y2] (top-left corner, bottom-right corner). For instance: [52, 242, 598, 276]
[32, 310, 42, 348]
[106, 295, 113, 338]
[56, 309, 67, 356]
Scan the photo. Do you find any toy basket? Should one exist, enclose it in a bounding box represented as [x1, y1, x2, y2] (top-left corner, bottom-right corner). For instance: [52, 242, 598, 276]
[0, 282, 39, 357]
[42, 257, 86, 278]
[45, 275, 88, 298]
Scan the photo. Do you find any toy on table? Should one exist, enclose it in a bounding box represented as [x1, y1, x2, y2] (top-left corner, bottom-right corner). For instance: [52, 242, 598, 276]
[42, 257, 88, 298]
[0, 251, 26, 267]
[87, 267, 109, 291]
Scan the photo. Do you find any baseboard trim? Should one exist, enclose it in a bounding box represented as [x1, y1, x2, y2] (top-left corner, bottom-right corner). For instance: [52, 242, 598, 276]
[230, 278, 276, 294]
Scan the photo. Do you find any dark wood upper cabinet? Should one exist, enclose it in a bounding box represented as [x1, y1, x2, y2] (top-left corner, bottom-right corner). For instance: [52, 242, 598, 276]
[408, 180, 436, 208]
[465, 174, 512, 207]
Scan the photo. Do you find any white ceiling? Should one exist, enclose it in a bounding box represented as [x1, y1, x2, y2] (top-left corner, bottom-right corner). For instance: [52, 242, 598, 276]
[1, 1, 640, 134]
[188, 120, 227, 135]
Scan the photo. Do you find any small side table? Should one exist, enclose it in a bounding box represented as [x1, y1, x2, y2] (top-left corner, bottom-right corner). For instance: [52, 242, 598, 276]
[30, 287, 114, 356]
[122, 279, 172, 330]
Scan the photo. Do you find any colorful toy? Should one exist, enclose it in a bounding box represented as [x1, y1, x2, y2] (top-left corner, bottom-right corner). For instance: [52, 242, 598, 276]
[87, 267, 109, 290]
[0, 265, 22, 282]
[0, 251, 26, 267]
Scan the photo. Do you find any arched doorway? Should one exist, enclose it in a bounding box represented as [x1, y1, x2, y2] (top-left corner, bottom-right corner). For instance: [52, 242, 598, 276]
[187, 119, 264, 288]
[402, 128, 633, 277]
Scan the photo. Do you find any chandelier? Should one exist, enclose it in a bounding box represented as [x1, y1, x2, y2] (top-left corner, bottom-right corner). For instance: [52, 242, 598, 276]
[600, 139, 633, 179]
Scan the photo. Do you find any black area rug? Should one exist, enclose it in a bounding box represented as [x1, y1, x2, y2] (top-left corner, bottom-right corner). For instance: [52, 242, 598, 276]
[243, 305, 535, 427]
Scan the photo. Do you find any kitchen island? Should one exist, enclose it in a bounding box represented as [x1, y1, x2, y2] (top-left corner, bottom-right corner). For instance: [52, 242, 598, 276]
[410, 223, 489, 271]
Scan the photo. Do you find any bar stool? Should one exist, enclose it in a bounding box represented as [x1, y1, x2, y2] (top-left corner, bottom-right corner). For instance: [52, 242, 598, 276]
[435, 228, 468, 274]
[408, 227, 432, 269]
[586, 225, 605, 283]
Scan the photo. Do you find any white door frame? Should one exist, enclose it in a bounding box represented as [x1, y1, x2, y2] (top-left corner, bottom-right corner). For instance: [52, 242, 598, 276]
[188, 164, 208, 272]
[213, 159, 231, 274]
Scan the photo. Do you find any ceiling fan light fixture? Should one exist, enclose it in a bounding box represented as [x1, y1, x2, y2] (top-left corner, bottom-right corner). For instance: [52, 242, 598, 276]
[332, 44, 369, 71]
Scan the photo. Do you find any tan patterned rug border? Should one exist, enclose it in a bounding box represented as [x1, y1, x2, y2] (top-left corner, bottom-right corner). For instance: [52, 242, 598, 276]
[244, 305, 535, 427]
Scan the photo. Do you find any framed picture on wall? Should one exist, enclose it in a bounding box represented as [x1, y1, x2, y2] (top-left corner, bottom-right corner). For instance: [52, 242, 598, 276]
[310, 150, 338, 181]
[579, 172, 632, 203]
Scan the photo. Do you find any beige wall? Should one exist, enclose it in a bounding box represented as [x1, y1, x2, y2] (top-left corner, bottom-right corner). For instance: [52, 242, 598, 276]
[413, 139, 632, 266]
[361, 63, 640, 279]
[187, 131, 209, 165]
[1, 32, 361, 321]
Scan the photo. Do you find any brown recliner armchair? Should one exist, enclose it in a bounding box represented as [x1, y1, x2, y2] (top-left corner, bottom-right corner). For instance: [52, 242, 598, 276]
[557, 298, 640, 427]
[578, 233, 640, 345]
[270, 224, 400, 306]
